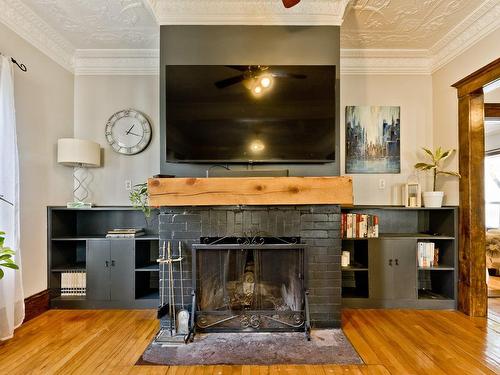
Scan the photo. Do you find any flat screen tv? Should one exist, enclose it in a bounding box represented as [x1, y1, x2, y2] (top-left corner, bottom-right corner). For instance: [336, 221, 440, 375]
[165, 65, 336, 163]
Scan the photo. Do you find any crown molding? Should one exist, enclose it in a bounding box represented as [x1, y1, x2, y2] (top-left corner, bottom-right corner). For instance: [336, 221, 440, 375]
[146, 0, 350, 26]
[0, 0, 74, 72]
[429, 0, 500, 73]
[340, 49, 431, 75]
[74, 49, 159, 76]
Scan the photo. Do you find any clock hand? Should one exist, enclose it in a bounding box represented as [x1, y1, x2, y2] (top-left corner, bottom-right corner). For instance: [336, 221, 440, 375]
[125, 124, 135, 135]
[128, 131, 142, 137]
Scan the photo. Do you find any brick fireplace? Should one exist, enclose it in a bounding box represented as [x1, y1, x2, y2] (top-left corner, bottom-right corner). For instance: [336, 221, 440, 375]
[159, 205, 341, 329]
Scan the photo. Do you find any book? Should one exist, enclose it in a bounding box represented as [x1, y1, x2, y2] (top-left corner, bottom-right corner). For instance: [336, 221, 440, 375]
[417, 242, 435, 268]
[61, 271, 86, 296]
[106, 231, 145, 238]
[341, 213, 379, 239]
[108, 228, 145, 234]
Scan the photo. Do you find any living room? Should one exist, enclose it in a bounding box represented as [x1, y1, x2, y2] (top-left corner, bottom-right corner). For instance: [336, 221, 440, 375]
[1, 0, 500, 373]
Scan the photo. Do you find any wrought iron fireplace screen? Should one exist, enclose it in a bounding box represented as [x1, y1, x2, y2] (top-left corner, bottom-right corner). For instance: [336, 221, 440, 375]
[191, 236, 310, 334]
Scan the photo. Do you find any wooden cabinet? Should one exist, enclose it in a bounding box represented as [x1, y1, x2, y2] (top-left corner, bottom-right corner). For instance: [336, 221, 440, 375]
[370, 238, 416, 301]
[86, 239, 135, 301]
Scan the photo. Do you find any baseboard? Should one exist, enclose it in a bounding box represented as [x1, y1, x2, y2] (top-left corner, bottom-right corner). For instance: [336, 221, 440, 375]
[24, 289, 50, 322]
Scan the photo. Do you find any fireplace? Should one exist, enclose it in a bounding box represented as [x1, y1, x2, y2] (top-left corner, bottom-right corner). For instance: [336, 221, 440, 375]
[157, 205, 341, 340]
[192, 236, 310, 336]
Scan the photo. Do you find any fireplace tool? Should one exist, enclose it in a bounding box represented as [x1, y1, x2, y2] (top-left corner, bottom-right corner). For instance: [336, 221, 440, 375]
[176, 242, 190, 335]
[154, 241, 187, 346]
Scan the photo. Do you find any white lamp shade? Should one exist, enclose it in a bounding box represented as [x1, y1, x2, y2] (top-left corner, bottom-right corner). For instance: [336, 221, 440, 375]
[57, 138, 100, 167]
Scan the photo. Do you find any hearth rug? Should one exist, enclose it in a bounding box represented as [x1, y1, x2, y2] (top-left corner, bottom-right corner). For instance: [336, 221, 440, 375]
[138, 329, 363, 366]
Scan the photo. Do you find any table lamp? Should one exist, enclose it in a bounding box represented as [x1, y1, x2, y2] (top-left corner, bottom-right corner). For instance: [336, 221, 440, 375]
[57, 138, 100, 208]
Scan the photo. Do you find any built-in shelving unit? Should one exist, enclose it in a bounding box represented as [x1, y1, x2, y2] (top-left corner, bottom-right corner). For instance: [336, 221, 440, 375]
[341, 206, 458, 310]
[48, 206, 160, 309]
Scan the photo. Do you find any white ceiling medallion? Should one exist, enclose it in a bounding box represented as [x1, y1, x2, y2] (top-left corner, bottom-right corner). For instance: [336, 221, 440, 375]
[145, 0, 351, 25]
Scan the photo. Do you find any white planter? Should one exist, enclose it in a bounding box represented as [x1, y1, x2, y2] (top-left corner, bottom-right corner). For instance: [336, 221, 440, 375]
[422, 191, 444, 208]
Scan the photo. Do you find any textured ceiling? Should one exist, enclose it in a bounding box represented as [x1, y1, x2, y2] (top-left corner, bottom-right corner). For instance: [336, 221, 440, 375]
[341, 0, 487, 49]
[20, 0, 158, 49]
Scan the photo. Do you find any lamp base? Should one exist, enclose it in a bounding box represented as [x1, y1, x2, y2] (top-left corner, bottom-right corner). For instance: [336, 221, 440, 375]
[67, 201, 93, 209]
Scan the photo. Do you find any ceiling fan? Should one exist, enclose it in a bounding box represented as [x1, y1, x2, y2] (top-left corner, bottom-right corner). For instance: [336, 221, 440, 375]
[214, 66, 306, 91]
[282, 0, 301, 8]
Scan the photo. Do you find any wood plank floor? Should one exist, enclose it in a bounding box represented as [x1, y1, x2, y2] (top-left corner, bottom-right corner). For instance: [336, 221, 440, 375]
[1, 302, 499, 374]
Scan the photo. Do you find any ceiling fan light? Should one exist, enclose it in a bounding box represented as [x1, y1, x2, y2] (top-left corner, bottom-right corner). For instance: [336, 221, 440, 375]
[260, 76, 272, 88]
[253, 85, 263, 94]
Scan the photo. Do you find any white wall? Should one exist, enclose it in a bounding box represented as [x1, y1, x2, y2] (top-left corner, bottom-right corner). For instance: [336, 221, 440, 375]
[0, 23, 74, 297]
[432, 28, 500, 205]
[341, 75, 434, 204]
[74, 75, 159, 205]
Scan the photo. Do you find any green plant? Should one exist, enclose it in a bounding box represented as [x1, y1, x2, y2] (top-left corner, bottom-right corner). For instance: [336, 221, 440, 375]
[0, 231, 19, 279]
[414, 147, 461, 191]
[129, 182, 151, 218]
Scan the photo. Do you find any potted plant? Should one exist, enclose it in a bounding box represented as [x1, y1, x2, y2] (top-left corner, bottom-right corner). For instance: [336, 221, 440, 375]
[0, 231, 19, 279]
[487, 231, 500, 276]
[414, 147, 461, 207]
[129, 182, 151, 218]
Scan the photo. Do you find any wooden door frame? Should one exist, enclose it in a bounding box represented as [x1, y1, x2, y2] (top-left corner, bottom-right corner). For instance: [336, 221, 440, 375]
[452, 57, 500, 316]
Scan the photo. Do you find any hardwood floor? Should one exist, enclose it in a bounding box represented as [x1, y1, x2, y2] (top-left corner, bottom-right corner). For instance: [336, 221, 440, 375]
[1, 303, 499, 374]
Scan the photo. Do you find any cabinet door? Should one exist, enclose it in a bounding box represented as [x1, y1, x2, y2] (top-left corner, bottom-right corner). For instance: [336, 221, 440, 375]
[110, 240, 135, 301]
[392, 239, 417, 300]
[369, 239, 394, 300]
[86, 240, 111, 300]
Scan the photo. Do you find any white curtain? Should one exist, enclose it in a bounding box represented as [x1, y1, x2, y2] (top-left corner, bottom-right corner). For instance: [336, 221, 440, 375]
[0, 55, 24, 340]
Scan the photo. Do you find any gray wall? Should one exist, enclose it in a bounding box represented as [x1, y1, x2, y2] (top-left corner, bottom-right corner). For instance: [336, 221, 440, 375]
[160, 25, 340, 177]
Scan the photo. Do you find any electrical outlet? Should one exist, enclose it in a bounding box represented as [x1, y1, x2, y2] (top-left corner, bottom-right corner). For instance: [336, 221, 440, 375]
[378, 179, 386, 190]
[125, 180, 132, 191]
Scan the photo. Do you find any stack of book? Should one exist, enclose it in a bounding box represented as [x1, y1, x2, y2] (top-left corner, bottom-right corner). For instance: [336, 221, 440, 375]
[417, 242, 437, 267]
[106, 228, 145, 238]
[341, 213, 379, 238]
[61, 271, 86, 296]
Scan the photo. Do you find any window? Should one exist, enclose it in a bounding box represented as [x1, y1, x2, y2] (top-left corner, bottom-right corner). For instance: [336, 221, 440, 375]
[485, 154, 500, 229]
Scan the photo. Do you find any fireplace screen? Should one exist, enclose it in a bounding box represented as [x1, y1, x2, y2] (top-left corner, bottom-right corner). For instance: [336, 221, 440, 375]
[192, 237, 310, 335]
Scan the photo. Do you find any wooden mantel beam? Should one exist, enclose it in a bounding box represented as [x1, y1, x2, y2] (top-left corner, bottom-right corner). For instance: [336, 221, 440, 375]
[148, 176, 353, 207]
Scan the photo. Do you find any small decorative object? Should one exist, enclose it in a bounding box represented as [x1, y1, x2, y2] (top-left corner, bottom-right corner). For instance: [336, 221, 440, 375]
[414, 147, 461, 208]
[105, 109, 152, 155]
[0, 231, 18, 279]
[58, 138, 101, 208]
[346, 106, 400, 174]
[403, 174, 421, 207]
[341, 251, 350, 267]
[433, 248, 439, 266]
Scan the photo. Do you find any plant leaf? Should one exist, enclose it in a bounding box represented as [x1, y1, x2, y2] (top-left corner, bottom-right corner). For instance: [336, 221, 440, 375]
[0, 268, 3, 279]
[0, 249, 15, 255]
[0, 262, 18, 270]
[0, 254, 13, 261]
[422, 147, 435, 162]
[439, 149, 455, 163]
[437, 170, 461, 178]
[415, 163, 437, 170]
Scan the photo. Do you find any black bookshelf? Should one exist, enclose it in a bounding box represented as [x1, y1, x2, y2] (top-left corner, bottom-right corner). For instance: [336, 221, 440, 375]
[47, 206, 160, 309]
[341, 206, 458, 310]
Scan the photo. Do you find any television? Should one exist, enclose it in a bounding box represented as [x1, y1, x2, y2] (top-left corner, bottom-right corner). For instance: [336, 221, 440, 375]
[165, 65, 336, 163]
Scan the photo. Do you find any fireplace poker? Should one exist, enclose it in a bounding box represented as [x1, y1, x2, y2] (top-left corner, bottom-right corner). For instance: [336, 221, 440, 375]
[167, 241, 176, 335]
[176, 242, 190, 335]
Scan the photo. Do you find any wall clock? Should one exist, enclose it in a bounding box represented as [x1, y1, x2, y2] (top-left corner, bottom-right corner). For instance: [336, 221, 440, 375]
[105, 109, 152, 155]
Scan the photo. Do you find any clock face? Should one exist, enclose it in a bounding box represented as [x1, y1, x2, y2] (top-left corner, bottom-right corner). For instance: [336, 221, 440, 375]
[105, 109, 152, 155]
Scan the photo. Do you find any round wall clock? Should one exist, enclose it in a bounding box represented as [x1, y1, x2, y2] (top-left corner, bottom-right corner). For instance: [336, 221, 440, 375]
[105, 109, 152, 155]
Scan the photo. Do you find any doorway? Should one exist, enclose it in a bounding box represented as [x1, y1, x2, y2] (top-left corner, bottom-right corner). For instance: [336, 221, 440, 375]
[452, 58, 500, 317]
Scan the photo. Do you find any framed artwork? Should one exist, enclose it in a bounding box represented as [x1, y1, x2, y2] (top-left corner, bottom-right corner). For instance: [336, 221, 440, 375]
[345, 106, 401, 174]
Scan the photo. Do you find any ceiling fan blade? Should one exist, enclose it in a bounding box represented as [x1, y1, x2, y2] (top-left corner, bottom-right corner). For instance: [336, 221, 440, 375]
[282, 0, 301, 8]
[271, 72, 307, 79]
[225, 65, 251, 72]
[214, 74, 245, 89]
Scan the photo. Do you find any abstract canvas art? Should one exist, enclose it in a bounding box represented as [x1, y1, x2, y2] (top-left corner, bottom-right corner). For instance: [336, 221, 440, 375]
[345, 106, 401, 174]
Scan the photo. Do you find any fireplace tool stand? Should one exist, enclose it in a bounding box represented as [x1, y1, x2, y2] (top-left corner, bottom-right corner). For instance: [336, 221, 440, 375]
[154, 241, 189, 346]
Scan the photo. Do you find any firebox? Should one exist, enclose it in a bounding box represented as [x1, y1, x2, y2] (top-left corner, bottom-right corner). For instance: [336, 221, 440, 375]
[192, 236, 310, 338]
